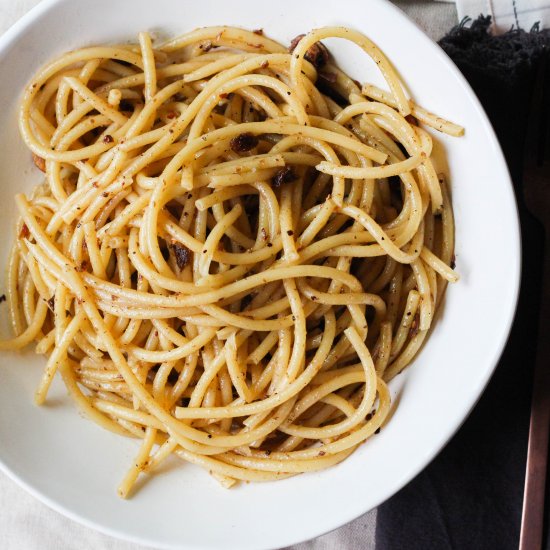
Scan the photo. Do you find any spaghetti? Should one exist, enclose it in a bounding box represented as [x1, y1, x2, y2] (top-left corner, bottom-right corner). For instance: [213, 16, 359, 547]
[1, 26, 461, 496]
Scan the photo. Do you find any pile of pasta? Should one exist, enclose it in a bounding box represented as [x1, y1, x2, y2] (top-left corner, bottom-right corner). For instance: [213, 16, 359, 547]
[1, 26, 461, 496]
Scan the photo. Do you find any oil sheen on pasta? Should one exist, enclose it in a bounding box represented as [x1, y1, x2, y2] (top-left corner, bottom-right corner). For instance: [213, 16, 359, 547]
[1, 26, 461, 497]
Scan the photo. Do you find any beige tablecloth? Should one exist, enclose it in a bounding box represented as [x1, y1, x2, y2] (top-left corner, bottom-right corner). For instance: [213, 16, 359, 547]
[0, 2, 456, 549]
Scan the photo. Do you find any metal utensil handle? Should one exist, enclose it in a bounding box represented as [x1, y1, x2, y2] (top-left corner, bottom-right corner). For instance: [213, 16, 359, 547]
[520, 234, 550, 550]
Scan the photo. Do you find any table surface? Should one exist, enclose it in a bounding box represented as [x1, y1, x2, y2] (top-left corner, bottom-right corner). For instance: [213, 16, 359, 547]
[0, 1, 457, 549]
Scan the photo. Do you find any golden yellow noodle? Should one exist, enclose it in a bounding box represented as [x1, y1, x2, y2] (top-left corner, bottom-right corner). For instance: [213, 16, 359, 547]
[1, 25, 461, 497]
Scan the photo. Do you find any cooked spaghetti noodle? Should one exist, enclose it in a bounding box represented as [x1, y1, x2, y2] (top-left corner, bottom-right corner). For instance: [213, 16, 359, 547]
[1, 26, 461, 496]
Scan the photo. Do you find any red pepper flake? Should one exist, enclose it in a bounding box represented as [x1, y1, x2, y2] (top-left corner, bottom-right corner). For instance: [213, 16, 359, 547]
[166, 111, 178, 119]
[101, 191, 109, 198]
[271, 166, 297, 188]
[230, 132, 259, 153]
[171, 243, 191, 270]
[32, 153, 46, 172]
[409, 312, 420, 339]
[19, 224, 30, 239]
[319, 71, 337, 84]
[219, 92, 229, 99]
[318, 451, 326, 457]
[289, 34, 329, 68]
[260, 60, 269, 69]
[405, 114, 418, 125]
[92, 181, 98, 188]
[103, 134, 114, 144]
[76, 260, 88, 272]
[261, 228, 267, 240]
[253, 28, 264, 35]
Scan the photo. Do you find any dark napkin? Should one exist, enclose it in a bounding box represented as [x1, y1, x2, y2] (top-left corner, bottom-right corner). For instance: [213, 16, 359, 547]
[375, 16, 549, 550]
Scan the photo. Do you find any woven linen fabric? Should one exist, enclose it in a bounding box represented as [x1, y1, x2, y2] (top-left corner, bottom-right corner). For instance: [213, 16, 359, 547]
[458, 0, 550, 33]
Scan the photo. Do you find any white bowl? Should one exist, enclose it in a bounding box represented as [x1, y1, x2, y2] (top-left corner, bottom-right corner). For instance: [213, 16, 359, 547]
[0, 0, 520, 549]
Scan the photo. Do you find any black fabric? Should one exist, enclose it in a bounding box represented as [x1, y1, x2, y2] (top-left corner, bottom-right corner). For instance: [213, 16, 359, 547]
[376, 17, 549, 550]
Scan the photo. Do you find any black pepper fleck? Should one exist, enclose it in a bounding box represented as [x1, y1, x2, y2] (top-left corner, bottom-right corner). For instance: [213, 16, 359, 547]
[171, 243, 191, 270]
[230, 132, 259, 154]
[271, 166, 297, 188]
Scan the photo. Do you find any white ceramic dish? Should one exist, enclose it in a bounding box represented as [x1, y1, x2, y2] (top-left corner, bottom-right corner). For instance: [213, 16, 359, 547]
[0, 0, 520, 549]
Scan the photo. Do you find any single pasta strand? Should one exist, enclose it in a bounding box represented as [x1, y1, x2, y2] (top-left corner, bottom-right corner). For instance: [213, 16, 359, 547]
[139, 32, 157, 103]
